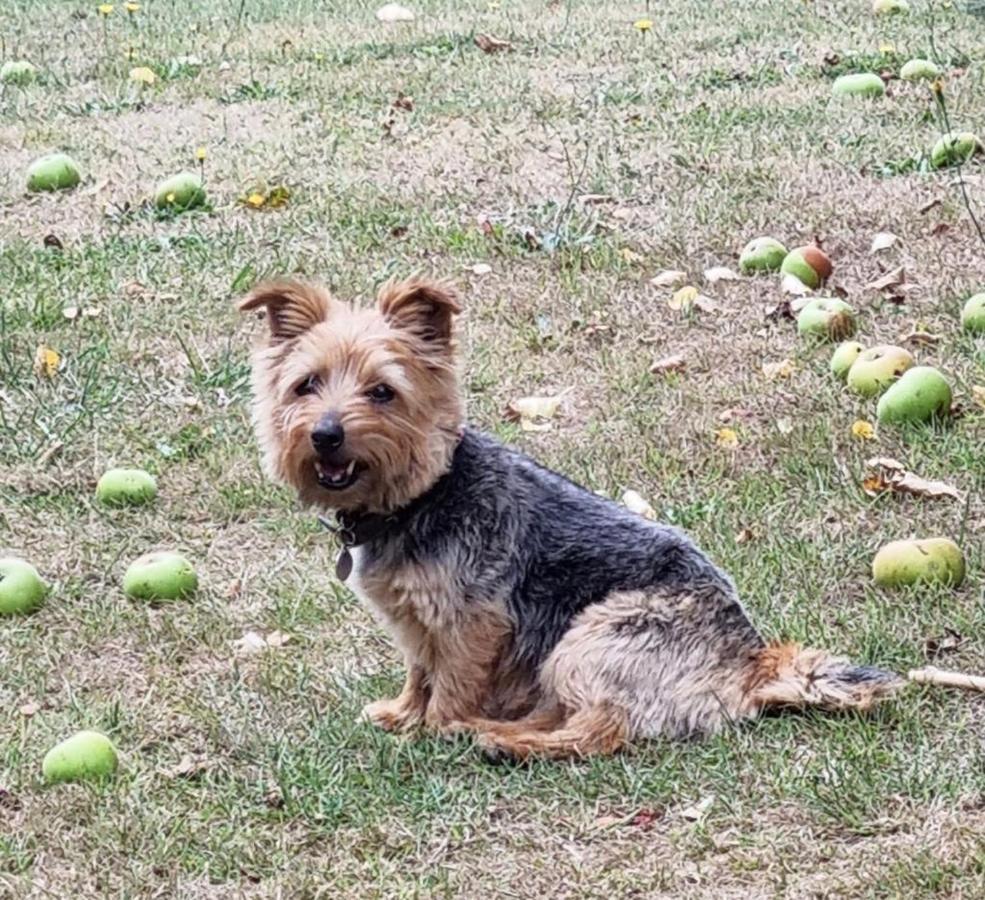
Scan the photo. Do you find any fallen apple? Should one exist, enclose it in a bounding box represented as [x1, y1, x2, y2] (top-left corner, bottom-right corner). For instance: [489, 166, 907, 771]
[96, 468, 157, 507]
[1, 60, 37, 85]
[42, 731, 119, 784]
[931, 131, 982, 169]
[832, 73, 885, 98]
[846, 344, 914, 396]
[900, 59, 940, 81]
[123, 551, 198, 601]
[872, 0, 909, 13]
[739, 237, 788, 273]
[872, 538, 964, 588]
[960, 293, 985, 334]
[27, 153, 81, 192]
[877, 366, 952, 424]
[796, 298, 856, 341]
[154, 172, 206, 211]
[0, 557, 48, 616]
[781, 246, 832, 290]
[830, 341, 865, 380]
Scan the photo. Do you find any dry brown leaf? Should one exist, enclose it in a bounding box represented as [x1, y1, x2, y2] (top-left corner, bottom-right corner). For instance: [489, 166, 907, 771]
[474, 33, 512, 53]
[160, 754, 209, 780]
[622, 490, 656, 520]
[703, 265, 738, 284]
[972, 386, 985, 410]
[692, 294, 720, 313]
[870, 232, 899, 253]
[19, 702, 40, 717]
[863, 457, 962, 501]
[649, 353, 686, 375]
[650, 269, 688, 288]
[902, 328, 941, 346]
[781, 273, 811, 296]
[468, 262, 492, 276]
[924, 628, 964, 659]
[762, 358, 795, 379]
[680, 795, 715, 821]
[232, 629, 294, 657]
[506, 395, 562, 431]
[866, 266, 906, 292]
[735, 527, 756, 544]
[33, 345, 61, 378]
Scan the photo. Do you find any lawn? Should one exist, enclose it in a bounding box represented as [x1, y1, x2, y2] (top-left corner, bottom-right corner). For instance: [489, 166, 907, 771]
[2, 0, 985, 896]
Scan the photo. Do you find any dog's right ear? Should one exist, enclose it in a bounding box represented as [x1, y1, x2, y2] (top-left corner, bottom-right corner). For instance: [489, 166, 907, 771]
[238, 280, 334, 342]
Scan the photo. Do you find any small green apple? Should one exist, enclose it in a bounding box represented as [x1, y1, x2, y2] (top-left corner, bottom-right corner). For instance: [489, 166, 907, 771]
[931, 131, 982, 169]
[739, 237, 788, 273]
[846, 344, 914, 397]
[42, 731, 119, 784]
[830, 341, 865, 380]
[123, 551, 198, 601]
[832, 73, 885, 98]
[876, 366, 952, 424]
[872, 538, 964, 588]
[960, 293, 985, 334]
[27, 153, 81, 192]
[900, 59, 941, 82]
[872, 0, 909, 13]
[0, 558, 48, 616]
[796, 298, 856, 341]
[780, 246, 833, 290]
[96, 468, 157, 507]
[1, 60, 37, 85]
[154, 172, 206, 211]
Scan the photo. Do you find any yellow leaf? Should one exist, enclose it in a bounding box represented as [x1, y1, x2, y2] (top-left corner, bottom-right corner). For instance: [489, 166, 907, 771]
[669, 285, 698, 311]
[762, 358, 795, 379]
[620, 247, 642, 263]
[34, 345, 61, 378]
[715, 427, 739, 448]
[506, 395, 562, 431]
[852, 420, 875, 440]
[125, 1, 140, 10]
[634, 18, 652, 31]
[129, 66, 156, 85]
[98, 3, 114, 14]
[265, 185, 291, 208]
[879, 42, 895, 54]
[195, 146, 207, 161]
[246, 192, 265, 208]
[622, 490, 656, 520]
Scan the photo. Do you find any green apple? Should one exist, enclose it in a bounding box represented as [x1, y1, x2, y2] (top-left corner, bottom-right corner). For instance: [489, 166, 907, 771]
[0, 558, 48, 616]
[123, 551, 198, 601]
[96, 468, 157, 507]
[739, 237, 788, 273]
[796, 298, 856, 341]
[931, 131, 982, 169]
[846, 344, 914, 397]
[876, 366, 952, 424]
[42, 731, 119, 784]
[780, 245, 833, 289]
[872, 538, 964, 588]
[832, 73, 885, 99]
[960, 293, 985, 334]
[830, 341, 865, 380]
[0, 60, 37, 85]
[27, 153, 81, 192]
[900, 59, 940, 82]
[872, 0, 909, 13]
[154, 172, 206, 211]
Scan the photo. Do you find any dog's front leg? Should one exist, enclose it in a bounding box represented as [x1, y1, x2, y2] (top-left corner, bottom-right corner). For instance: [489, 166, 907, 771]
[362, 663, 430, 732]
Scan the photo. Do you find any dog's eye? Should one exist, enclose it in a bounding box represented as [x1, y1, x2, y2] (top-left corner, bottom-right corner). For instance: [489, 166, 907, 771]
[295, 375, 320, 397]
[367, 384, 395, 404]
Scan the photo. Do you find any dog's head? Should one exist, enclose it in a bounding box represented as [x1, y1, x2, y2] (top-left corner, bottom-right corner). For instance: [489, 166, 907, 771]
[240, 277, 463, 513]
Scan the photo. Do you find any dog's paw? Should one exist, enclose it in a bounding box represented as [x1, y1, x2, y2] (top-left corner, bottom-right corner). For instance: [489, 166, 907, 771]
[476, 732, 523, 766]
[361, 698, 422, 732]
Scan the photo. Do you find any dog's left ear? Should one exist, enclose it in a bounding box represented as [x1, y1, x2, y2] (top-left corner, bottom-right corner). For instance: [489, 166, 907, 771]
[377, 278, 461, 348]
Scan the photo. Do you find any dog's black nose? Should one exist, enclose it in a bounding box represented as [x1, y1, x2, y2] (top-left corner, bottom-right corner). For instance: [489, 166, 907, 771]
[311, 416, 345, 452]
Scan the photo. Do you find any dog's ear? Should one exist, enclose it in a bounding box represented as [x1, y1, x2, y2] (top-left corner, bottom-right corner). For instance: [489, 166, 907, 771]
[239, 279, 334, 342]
[377, 278, 461, 348]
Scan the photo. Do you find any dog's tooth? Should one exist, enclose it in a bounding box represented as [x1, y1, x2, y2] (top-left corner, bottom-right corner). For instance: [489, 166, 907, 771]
[346, 459, 356, 476]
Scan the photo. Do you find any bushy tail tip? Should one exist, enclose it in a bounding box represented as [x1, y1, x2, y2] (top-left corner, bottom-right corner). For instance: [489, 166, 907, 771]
[748, 642, 904, 713]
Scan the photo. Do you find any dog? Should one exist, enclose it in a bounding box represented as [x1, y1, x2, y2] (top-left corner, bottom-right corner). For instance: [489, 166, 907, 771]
[240, 276, 902, 760]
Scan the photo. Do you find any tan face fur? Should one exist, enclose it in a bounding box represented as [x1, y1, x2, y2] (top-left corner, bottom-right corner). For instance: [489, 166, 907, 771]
[240, 277, 463, 513]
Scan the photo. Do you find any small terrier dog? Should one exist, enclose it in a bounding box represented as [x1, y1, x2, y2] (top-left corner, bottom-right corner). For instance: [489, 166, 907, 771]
[240, 277, 900, 760]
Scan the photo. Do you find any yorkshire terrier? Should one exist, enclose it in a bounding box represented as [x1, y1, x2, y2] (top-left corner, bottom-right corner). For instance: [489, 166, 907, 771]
[240, 277, 901, 760]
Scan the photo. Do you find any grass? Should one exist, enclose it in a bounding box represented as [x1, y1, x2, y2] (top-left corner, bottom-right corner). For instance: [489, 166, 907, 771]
[2, 0, 985, 896]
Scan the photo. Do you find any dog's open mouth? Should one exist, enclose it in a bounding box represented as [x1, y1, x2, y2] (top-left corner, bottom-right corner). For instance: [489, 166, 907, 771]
[315, 458, 362, 490]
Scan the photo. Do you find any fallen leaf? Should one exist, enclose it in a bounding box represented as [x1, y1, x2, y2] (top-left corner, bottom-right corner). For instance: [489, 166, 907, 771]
[630, 808, 663, 829]
[901, 327, 940, 346]
[392, 93, 414, 111]
[506, 395, 562, 431]
[160, 754, 209, 779]
[232, 630, 294, 657]
[62, 306, 79, 321]
[735, 526, 756, 544]
[919, 198, 942, 214]
[692, 294, 720, 313]
[762, 358, 795, 379]
[650, 269, 688, 288]
[680, 795, 715, 822]
[924, 628, 964, 659]
[714, 427, 739, 449]
[265, 630, 292, 648]
[468, 263, 492, 276]
[972, 386, 985, 410]
[870, 231, 899, 253]
[866, 266, 906, 292]
[43, 233, 63, 250]
[376, 2, 414, 22]
[591, 814, 625, 830]
[703, 265, 738, 284]
[33, 345, 61, 378]
[474, 33, 512, 53]
[781, 273, 811, 296]
[129, 66, 156, 85]
[863, 457, 962, 501]
[775, 417, 794, 435]
[82, 306, 102, 318]
[620, 247, 642, 263]
[649, 353, 686, 375]
[622, 490, 656, 520]
[669, 285, 698, 310]
[19, 702, 40, 717]
[851, 420, 875, 440]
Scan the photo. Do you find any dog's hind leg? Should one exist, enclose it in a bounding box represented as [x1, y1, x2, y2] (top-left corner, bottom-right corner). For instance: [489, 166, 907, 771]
[474, 703, 629, 760]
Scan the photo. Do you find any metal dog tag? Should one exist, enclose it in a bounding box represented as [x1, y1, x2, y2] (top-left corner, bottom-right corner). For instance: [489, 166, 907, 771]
[336, 548, 353, 582]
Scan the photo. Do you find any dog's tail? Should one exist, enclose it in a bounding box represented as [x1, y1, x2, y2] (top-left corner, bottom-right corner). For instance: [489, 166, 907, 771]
[746, 642, 904, 713]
